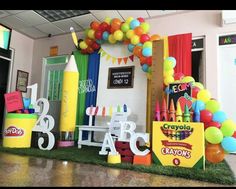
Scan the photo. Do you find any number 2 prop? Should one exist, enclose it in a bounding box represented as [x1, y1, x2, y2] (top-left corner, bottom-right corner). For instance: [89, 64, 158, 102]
[27, 84, 55, 150]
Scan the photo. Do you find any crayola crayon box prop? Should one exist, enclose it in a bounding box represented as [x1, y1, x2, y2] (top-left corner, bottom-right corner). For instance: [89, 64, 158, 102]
[152, 121, 205, 170]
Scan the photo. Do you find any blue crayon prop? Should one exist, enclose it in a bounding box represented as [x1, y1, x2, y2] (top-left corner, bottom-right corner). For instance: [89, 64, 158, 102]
[123, 104, 127, 112]
[193, 101, 200, 122]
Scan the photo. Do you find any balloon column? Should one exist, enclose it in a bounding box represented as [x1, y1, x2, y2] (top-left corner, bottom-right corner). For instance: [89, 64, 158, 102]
[74, 17, 161, 74]
[163, 56, 236, 164]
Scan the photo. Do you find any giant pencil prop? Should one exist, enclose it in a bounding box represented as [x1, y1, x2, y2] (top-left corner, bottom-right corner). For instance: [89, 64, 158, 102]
[58, 54, 79, 147]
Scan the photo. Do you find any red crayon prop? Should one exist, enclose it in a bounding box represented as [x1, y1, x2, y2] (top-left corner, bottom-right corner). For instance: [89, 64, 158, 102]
[168, 99, 176, 122]
[155, 99, 161, 121]
[94, 106, 99, 116]
[161, 98, 168, 121]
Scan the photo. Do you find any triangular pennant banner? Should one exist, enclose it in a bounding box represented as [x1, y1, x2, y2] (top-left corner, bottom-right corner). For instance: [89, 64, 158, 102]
[101, 50, 106, 57]
[98, 48, 103, 54]
[106, 54, 111, 61]
[123, 57, 128, 64]
[129, 55, 134, 62]
[112, 57, 116, 64]
[118, 58, 122, 65]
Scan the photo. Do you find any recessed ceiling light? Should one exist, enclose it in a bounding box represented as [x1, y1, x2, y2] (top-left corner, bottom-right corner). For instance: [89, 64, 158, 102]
[34, 10, 90, 22]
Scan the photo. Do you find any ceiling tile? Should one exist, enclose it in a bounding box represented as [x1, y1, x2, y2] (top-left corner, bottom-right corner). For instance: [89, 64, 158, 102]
[53, 18, 83, 33]
[0, 10, 10, 18]
[15, 10, 49, 26]
[89, 10, 124, 21]
[71, 13, 99, 29]
[5, 10, 26, 14]
[35, 23, 65, 35]
[0, 15, 31, 30]
[147, 10, 177, 17]
[118, 10, 150, 19]
[18, 27, 48, 39]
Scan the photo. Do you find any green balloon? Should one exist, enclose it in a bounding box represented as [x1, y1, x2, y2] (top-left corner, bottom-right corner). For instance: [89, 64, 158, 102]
[121, 23, 130, 33]
[205, 99, 220, 113]
[164, 59, 173, 71]
[205, 127, 223, 144]
[193, 82, 204, 90]
[221, 119, 235, 136]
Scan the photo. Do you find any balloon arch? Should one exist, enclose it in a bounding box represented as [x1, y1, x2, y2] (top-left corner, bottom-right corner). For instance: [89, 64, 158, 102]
[72, 16, 236, 164]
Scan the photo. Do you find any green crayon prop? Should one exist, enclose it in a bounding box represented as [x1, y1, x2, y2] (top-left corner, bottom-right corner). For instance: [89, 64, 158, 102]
[183, 104, 190, 122]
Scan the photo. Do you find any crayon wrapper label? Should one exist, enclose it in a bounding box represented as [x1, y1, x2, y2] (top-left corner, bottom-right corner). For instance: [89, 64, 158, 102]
[60, 72, 79, 132]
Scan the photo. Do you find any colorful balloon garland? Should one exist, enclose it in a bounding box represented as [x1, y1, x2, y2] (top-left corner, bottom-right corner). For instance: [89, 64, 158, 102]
[76, 17, 161, 73]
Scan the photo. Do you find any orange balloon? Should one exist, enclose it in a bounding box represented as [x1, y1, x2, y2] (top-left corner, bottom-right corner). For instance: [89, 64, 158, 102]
[205, 143, 225, 163]
[150, 34, 161, 41]
[123, 39, 130, 45]
[86, 46, 94, 54]
[111, 18, 122, 30]
[134, 26, 144, 36]
[133, 46, 143, 57]
[139, 55, 147, 65]
[90, 21, 100, 30]
[85, 37, 94, 46]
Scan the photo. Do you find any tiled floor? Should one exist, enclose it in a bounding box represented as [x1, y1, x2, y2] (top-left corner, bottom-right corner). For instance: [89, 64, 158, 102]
[0, 152, 235, 187]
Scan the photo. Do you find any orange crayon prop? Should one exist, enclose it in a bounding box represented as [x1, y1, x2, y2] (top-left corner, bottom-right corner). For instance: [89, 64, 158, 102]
[168, 99, 175, 122]
[102, 106, 106, 117]
[160, 98, 168, 121]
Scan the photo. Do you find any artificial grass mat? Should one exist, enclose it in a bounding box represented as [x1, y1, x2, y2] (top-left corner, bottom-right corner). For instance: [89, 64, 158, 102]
[0, 145, 235, 185]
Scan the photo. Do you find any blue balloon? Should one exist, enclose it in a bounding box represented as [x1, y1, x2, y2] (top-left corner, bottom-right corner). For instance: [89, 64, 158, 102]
[130, 19, 140, 30]
[192, 100, 205, 111]
[221, 137, 236, 153]
[142, 47, 152, 57]
[213, 111, 227, 123]
[102, 31, 109, 40]
[142, 64, 149, 72]
[128, 44, 135, 53]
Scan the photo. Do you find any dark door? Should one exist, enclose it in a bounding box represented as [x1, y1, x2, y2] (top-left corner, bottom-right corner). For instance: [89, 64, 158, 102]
[0, 57, 10, 138]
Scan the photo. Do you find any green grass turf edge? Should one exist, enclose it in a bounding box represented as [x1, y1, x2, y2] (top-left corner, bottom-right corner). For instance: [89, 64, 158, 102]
[0, 146, 235, 185]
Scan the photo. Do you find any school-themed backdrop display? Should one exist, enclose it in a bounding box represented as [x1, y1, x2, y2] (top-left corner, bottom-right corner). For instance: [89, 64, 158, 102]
[152, 121, 205, 169]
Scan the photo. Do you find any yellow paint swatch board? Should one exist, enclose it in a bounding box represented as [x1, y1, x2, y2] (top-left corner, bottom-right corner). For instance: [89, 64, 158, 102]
[152, 121, 205, 170]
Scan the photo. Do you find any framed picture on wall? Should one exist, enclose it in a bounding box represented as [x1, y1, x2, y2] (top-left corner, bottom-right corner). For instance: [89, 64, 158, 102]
[16, 70, 29, 92]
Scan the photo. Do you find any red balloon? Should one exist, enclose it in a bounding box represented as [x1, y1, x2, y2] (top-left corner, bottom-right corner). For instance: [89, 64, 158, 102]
[146, 56, 152, 66]
[233, 131, 236, 138]
[85, 37, 94, 46]
[174, 72, 185, 80]
[81, 49, 88, 54]
[140, 34, 150, 43]
[200, 110, 213, 123]
[137, 17, 145, 23]
[205, 121, 221, 130]
[192, 86, 200, 98]
[91, 42, 100, 50]
[86, 46, 94, 54]
[95, 30, 103, 40]
[99, 22, 109, 31]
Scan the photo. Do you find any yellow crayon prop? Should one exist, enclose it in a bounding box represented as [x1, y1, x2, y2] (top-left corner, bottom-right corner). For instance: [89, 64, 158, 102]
[59, 54, 79, 133]
[176, 100, 183, 122]
[70, 27, 78, 48]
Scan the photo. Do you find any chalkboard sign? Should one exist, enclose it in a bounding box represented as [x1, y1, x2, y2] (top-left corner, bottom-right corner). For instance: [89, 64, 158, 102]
[107, 66, 134, 89]
[166, 82, 192, 111]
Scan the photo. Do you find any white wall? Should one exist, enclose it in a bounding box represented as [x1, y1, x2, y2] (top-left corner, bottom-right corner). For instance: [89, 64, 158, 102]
[97, 44, 147, 129]
[31, 33, 80, 97]
[9, 30, 34, 97]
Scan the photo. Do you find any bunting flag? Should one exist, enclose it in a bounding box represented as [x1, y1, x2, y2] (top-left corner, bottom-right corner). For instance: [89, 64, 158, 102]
[99, 47, 134, 65]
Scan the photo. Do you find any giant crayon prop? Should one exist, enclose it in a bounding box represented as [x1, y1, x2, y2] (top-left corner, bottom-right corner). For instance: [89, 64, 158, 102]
[58, 54, 79, 147]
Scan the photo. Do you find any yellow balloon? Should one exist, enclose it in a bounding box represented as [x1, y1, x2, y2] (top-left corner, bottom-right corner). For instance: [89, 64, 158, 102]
[79, 41, 88, 49]
[164, 69, 174, 77]
[87, 29, 95, 39]
[164, 75, 174, 86]
[104, 17, 111, 24]
[113, 30, 123, 41]
[197, 89, 211, 103]
[181, 76, 195, 83]
[131, 35, 140, 45]
[126, 30, 135, 39]
[140, 22, 150, 33]
[125, 17, 134, 25]
[108, 35, 116, 44]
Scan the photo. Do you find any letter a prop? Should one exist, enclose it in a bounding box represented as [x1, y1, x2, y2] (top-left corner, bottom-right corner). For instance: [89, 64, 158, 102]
[99, 133, 118, 155]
